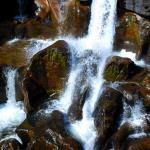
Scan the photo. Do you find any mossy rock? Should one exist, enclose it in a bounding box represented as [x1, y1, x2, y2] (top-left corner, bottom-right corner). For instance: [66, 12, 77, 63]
[114, 11, 150, 63]
[103, 56, 144, 82]
[28, 40, 71, 95]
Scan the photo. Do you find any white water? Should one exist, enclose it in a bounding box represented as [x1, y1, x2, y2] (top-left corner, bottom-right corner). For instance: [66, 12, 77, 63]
[44, 0, 117, 149]
[121, 99, 149, 138]
[2, 0, 149, 148]
[0, 67, 26, 139]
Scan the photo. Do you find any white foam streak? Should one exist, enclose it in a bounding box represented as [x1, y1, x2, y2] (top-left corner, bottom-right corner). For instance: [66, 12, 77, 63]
[0, 68, 26, 136]
[114, 49, 146, 67]
[67, 0, 117, 149]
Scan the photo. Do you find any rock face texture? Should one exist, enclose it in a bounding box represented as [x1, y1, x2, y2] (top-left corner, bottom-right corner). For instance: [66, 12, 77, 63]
[118, 0, 150, 17]
[114, 11, 150, 63]
[27, 40, 70, 93]
[16, 110, 83, 150]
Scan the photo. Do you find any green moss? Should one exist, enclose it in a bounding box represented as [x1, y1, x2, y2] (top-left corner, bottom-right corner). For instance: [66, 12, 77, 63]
[104, 63, 129, 81]
[47, 89, 62, 96]
[47, 50, 66, 69]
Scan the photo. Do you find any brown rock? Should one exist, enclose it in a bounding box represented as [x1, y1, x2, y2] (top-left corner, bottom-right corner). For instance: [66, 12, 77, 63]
[27, 40, 70, 94]
[16, 110, 83, 150]
[126, 137, 150, 150]
[93, 87, 123, 150]
[114, 11, 150, 63]
[113, 123, 134, 150]
[22, 77, 48, 113]
[103, 56, 146, 82]
[15, 66, 27, 101]
[68, 85, 89, 122]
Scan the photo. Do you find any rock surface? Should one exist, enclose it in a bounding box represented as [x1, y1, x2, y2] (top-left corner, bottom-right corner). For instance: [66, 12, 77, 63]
[114, 11, 150, 63]
[16, 110, 83, 150]
[103, 56, 147, 82]
[27, 40, 71, 94]
[117, 0, 150, 17]
[93, 87, 123, 150]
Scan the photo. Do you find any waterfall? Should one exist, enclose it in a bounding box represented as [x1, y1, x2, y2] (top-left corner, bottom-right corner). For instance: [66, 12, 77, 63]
[0, 67, 26, 139]
[4, 68, 16, 104]
[15, 0, 26, 21]
[45, 0, 117, 149]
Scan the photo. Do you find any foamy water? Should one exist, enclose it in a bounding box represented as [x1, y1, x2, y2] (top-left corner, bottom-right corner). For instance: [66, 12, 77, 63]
[0, 67, 26, 139]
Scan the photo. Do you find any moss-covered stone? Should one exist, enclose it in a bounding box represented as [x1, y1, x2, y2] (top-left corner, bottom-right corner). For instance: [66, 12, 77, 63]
[28, 40, 70, 95]
[114, 11, 150, 63]
[103, 56, 145, 82]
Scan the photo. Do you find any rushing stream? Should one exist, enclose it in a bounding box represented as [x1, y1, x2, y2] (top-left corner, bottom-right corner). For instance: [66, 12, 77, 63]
[45, 0, 117, 149]
[0, 67, 26, 140]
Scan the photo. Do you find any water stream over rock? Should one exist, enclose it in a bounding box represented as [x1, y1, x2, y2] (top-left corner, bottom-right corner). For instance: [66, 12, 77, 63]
[0, 66, 26, 140]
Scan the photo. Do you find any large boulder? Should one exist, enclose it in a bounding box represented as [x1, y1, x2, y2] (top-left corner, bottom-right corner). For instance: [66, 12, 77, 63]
[117, 0, 150, 17]
[93, 87, 123, 150]
[103, 56, 147, 82]
[16, 110, 83, 149]
[27, 40, 71, 95]
[114, 11, 150, 63]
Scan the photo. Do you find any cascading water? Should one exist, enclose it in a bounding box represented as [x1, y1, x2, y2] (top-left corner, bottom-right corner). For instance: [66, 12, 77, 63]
[45, 0, 117, 149]
[0, 67, 26, 140]
[15, 0, 26, 21]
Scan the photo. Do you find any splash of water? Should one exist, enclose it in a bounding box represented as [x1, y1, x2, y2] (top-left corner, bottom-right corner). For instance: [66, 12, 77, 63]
[44, 0, 117, 149]
[0, 67, 26, 138]
[121, 100, 149, 138]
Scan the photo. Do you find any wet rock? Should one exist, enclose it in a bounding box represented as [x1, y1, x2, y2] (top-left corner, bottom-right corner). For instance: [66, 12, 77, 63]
[68, 86, 89, 122]
[22, 77, 48, 113]
[125, 137, 150, 150]
[16, 110, 83, 150]
[103, 56, 146, 82]
[0, 65, 7, 103]
[117, 0, 150, 17]
[93, 87, 123, 150]
[35, 0, 60, 23]
[62, 2, 90, 37]
[27, 40, 71, 95]
[0, 138, 21, 150]
[14, 19, 59, 39]
[114, 11, 150, 63]
[15, 66, 27, 101]
[34, 0, 90, 37]
[113, 123, 134, 150]
[115, 82, 150, 112]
